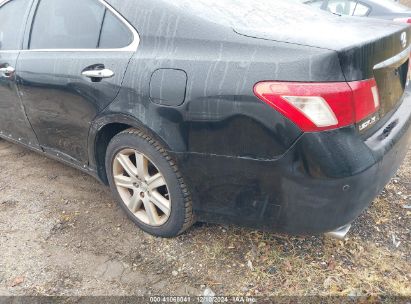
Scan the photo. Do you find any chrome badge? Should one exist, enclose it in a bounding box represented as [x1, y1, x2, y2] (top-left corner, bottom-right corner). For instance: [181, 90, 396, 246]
[359, 115, 378, 132]
[401, 32, 407, 48]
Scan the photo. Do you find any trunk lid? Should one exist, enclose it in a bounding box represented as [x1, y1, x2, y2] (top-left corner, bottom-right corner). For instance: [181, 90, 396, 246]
[334, 24, 411, 121]
[228, 1, 411, 125]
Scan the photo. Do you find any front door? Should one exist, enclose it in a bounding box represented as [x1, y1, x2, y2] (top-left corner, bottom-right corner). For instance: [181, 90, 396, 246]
[0, 0, 39, 148]
[17, 0, 138, 164]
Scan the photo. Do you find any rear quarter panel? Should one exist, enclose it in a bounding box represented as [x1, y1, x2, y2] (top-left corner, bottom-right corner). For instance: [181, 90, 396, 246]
[101, 0, 346, 159]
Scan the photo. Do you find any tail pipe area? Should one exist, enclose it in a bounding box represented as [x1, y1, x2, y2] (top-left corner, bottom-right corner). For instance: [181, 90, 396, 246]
[325, 224, 352, 240]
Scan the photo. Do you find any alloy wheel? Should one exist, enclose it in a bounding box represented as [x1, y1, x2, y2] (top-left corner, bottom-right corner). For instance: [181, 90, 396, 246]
[112, 148, 171, 227]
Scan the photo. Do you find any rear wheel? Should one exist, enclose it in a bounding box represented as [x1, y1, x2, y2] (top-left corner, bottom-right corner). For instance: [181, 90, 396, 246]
[105, 129, 194, 237]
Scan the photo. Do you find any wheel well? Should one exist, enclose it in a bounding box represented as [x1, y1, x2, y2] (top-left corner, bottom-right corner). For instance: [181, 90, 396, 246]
[95, 123, 131, 184]
[94, 122, 172, 185]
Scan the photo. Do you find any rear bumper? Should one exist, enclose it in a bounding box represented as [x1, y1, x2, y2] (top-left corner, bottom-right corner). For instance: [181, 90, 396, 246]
[171, 91, 411, 235]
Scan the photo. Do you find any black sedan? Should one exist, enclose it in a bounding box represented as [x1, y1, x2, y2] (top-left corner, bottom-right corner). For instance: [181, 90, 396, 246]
[1, 0, 411, 238]
[304, 0, 411, 22]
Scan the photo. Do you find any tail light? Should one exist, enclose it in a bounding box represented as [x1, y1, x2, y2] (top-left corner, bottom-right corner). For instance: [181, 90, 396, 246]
[254, 79, 380, 132]
[394, 18, 411, 24]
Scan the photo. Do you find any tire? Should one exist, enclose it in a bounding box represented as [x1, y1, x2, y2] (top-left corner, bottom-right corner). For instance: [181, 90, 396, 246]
[105, 128, 194, 238]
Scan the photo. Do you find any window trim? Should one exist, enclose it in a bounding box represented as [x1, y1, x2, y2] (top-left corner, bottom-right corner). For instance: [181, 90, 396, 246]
[355, 1, 371, 17]
[0, 0, 140, 52]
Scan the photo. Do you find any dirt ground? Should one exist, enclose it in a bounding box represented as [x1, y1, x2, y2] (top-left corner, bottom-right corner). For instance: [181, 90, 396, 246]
[0, 139, 410, 297]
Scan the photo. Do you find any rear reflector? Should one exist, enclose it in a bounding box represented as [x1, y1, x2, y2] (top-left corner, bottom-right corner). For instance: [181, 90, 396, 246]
[254, 79, 380, 132]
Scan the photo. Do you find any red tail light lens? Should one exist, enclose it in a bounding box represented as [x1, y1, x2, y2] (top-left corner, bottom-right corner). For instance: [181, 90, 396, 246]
[394, 18, 411, 24]
[254, 79, 380, 132]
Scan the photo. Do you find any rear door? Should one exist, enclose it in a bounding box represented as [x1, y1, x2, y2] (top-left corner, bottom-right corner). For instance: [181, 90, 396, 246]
[17, 0, 138, 165]
[0, 0, 40, 148]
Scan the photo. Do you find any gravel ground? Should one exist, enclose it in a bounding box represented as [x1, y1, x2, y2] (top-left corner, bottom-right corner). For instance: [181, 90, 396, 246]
[0, 139, 410, 297]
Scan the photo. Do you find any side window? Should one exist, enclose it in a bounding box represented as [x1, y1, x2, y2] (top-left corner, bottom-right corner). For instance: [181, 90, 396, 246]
[0, 0, 32, 50]
[326, 0, 358, 15]
[353, 2, 370, 16]
[29, 0, 134, 50]
[98, 10, 133, 49]
[30, 0, 105, 49]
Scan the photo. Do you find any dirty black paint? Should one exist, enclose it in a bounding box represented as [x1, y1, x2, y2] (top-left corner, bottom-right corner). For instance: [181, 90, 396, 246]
[16, 52, 133, 163]
[1, 0, 411, 235]
[0, 51, 40, 148]
[150, 69, 187, 107]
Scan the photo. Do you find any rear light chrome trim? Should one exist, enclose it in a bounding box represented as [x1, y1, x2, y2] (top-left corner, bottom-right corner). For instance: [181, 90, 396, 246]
[373, 45, 411, 70]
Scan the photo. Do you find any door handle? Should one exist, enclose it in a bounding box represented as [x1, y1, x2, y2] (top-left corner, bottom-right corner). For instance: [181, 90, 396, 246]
[0, 66, 15, 78]
[81, 68, 114, 82]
